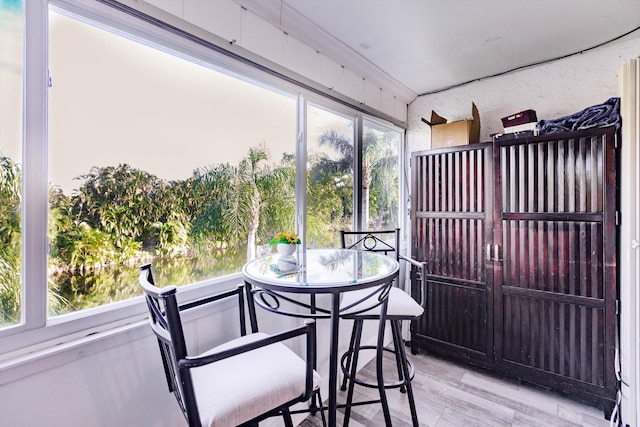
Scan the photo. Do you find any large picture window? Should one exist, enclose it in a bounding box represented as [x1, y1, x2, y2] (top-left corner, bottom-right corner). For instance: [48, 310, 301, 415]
[1, 0, 404, 351]
[47, 10, 297, 316]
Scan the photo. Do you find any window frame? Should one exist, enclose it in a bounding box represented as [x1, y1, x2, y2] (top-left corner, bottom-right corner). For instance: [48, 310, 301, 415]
[1, 0, 406, 356]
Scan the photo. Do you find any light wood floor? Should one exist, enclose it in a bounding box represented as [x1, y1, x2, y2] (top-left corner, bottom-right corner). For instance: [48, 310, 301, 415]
[299, 350, 611, 427]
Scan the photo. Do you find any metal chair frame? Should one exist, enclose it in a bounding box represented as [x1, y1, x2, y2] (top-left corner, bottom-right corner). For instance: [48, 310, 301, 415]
[339, 229, 427, 427]
[139, 263, 319, 427]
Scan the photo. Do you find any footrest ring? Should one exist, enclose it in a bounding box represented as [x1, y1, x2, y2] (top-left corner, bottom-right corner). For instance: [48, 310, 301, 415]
[340, 345, 415, 389]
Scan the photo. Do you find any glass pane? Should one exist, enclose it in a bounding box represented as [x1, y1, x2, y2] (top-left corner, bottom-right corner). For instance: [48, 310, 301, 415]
[0, 0, 24, 327]
[47, 10, 296, 316]
[363, 119, 399, 230]
[306, 104, 354, 248]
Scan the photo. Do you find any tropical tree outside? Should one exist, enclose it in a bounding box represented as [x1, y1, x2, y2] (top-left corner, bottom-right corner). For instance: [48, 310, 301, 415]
[0, 155, 66, 325]
[1, 8, 399, 324]
[190, 143, 295, 261]
[306, 149, 353, 247]
[1, 131, 395, 320]
[316, 126, 399, 231]
[362, 123, 399, 229]
[0, 155, 21, 326]
[43, 144, 299, 315]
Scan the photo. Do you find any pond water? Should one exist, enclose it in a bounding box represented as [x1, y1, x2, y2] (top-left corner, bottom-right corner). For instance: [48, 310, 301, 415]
[50, 247, 248, 315]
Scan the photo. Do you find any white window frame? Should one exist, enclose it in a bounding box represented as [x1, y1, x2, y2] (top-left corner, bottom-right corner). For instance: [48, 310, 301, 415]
[1, 0, 406, 358]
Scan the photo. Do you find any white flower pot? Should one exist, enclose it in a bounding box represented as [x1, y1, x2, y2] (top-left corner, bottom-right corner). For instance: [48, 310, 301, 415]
[276, 243, 297, 256]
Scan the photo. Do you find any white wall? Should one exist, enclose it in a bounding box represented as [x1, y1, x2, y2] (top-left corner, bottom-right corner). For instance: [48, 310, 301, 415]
[0, 292, 375, 426]
[407, 36, 640, 151]
[407, 35, 640, 427]
[142, 0, 410, 124]
[0, 325, 184, 426]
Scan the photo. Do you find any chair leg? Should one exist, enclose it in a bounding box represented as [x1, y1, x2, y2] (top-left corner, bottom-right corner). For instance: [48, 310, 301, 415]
[391, 319, 419, 427]
[390, 319, 407, 393]
[376, 319, 393, 427]
[340, 320, 358, 391]
[282, 407, 294, 427]
[315, 389, 327, 427]
[343, 319, 364, 427]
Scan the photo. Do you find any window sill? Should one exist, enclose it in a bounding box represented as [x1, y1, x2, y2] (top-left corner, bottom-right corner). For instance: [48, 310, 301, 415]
[0, 272, 245, 378]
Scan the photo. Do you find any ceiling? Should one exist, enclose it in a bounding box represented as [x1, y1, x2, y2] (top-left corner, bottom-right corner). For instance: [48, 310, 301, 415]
[234, 0, 640, 101]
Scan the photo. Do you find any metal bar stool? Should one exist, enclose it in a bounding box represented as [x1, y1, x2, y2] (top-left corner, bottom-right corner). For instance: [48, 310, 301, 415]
[339, 229, 427, 426]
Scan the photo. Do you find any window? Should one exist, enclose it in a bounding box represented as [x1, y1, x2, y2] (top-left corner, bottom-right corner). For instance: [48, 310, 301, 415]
[363, 119, 400, 230]
[1, 0, 404, 352]
[47, 10, 296, 316]
[306, 104, 355, 248]
[0, 0, 24, 328]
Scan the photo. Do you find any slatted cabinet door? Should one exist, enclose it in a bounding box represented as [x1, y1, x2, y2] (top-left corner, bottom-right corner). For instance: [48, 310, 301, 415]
[493, 128, 618, 406]
[411, 143, 494, 366]
[410, 127, 618, 411]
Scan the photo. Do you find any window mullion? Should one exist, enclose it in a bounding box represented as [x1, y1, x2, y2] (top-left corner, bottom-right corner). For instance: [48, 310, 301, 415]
[22, 0, 49, 328]
[296, 94, 307, 246]
[354, 113, 364, 231]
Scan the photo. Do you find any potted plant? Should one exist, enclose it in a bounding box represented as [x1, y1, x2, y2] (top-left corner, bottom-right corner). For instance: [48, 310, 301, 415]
[270, 232, 301, 257]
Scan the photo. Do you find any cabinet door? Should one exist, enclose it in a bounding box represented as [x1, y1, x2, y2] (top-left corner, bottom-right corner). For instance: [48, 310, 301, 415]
[411, 144, 494, 366]
[411, 128, 618, 409]
[493, 128, 617, 403]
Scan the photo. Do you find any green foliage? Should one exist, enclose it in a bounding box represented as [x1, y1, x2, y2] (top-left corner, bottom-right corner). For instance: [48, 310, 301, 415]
[306, 163, 351, 248]
[0, 155, 21, 248]
[49, 163, 191, 268]
[155, 219, 188, 256]
[72, 164, 169, 248]
[191, 143, 295, 260]
[1, 134, 397, 317]
[0, 155, 21, 325]
[364, 129, 399, 229]
[0, 246, 20, 326]
[269, 232, 301, 246]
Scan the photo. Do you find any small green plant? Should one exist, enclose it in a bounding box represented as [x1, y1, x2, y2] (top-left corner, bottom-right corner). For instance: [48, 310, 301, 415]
[269, 232, 301, 246]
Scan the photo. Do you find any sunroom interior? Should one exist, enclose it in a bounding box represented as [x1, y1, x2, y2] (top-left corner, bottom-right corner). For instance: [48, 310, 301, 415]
[2, 0, 640, 426]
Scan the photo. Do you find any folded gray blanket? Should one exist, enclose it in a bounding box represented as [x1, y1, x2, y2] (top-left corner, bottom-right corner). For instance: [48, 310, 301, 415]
[538, 97, 620, 134]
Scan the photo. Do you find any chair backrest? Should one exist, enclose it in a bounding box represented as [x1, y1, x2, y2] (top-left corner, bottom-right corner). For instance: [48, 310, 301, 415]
[340, 229, 427, 306]
[139, 263, 246, 426]
[340, 228, 400, 261]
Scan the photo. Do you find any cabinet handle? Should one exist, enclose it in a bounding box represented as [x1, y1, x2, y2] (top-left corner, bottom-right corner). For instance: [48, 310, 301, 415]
[494, 244, 503, 262]
[487, 244, 492, 261]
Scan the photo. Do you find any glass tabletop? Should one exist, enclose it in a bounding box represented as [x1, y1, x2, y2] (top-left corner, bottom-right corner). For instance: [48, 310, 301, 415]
[242, 248, 398, 292]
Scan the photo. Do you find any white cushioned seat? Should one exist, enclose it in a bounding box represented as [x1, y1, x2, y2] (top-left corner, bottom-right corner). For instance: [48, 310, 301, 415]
[192, 332, 321, 427]
[340, 286, 424, 318]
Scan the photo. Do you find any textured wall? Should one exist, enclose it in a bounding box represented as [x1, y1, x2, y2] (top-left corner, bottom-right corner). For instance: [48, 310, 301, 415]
[406, 37, 640, 426]
[407, 36, 640, 153]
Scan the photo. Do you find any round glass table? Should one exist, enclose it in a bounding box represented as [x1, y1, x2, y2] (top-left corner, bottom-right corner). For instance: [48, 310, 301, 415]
[243, 248, 399, 426]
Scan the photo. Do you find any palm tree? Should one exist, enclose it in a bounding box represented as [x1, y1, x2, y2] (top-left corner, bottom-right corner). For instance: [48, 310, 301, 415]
[317, 128, 397, 229]
[193, 143, 295, 261]
[362, 130, 398, 229]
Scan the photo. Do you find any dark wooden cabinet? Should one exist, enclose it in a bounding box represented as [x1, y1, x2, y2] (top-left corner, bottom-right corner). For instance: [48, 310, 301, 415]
[410, 127, 618, 412]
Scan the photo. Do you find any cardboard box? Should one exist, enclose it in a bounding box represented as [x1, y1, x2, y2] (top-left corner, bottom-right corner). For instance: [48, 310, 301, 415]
[427, 103, 480, 149]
